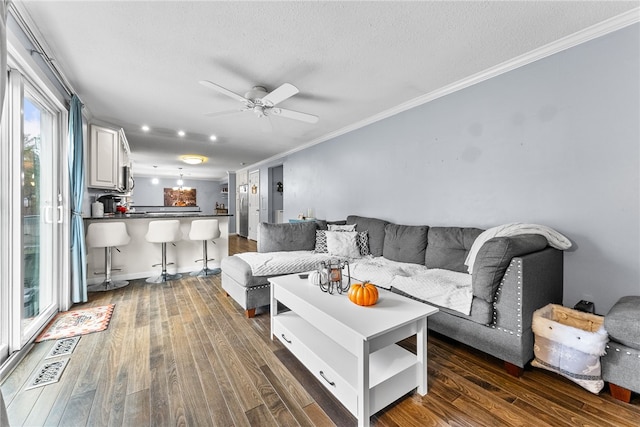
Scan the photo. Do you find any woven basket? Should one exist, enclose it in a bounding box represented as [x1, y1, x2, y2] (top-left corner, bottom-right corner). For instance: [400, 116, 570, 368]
[532, 304, 608, 393]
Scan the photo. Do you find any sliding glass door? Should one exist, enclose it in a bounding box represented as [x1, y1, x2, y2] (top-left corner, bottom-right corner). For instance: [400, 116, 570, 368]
[21, 92, 58, 342]
[0, 67, 65, 366]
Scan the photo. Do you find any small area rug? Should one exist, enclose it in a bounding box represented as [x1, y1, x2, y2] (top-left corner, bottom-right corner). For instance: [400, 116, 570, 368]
[35, 304, 115, 342]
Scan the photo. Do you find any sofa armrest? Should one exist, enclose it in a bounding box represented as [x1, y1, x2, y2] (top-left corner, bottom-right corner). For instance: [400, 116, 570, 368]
[493, 247, 564, 334]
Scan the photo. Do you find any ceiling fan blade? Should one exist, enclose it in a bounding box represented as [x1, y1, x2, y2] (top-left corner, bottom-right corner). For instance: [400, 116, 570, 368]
[199, 80, 248, 104]
[261, 83, 299, 107]
[271, 107, 319, 124]
[203, 108, 247, 117]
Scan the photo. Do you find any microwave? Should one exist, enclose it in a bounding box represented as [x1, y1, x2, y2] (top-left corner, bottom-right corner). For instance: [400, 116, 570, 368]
[121, 166, 134, 192]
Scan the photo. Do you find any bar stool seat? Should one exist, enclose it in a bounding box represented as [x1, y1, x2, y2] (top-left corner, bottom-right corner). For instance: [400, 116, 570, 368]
[146, 220, 182, 283]
[188, 219, 221, 277]
[86, 222, 131, 292]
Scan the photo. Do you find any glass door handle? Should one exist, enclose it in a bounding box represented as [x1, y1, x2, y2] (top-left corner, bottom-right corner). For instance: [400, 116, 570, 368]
[44, 204, 53, 224]
[57, 193, 63, 223]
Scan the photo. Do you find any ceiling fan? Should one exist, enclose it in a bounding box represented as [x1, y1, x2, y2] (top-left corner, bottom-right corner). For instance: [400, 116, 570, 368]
[199, 80, 319, 126]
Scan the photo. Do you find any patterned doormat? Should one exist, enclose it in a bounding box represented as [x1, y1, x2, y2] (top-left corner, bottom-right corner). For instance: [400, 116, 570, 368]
[45, 336, 81, 359]
[25, 358, 70, 390]
[35, 304, 115, 342]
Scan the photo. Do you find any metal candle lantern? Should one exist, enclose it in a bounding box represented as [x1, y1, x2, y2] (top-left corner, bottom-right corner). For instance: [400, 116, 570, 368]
[319, 259, 350, 294]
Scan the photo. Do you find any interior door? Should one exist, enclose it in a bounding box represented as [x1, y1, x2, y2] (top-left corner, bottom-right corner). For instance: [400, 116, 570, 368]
[248, 170, 260, 241]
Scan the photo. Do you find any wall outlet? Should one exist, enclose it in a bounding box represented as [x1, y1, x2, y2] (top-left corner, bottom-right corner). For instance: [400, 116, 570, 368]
[574, 300, 595, 313]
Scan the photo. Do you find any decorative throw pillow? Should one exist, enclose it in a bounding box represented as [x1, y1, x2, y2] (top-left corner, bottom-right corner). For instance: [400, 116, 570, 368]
[356, 231, 370, 256]
[328, 224, 356, 232]
[317, 230, 369, 256]
[315, 230, 328, 253]
[326, 231, 361, 258]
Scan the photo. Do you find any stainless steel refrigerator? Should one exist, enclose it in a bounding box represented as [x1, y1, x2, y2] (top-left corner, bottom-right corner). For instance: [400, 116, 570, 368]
[238, 184, 249, 237]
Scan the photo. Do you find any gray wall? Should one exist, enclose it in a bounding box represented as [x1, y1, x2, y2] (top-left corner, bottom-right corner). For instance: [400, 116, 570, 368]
[132, 176, 225, 214]
[279, 24, 639, 315]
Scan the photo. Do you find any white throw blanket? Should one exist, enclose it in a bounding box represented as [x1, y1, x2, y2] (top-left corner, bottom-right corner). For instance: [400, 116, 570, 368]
[236, 251, 334, 276]
[349, 257, 473, 315]
[391, 269, 473, 315]
[465, 223, 572, 273]
[237, 252, 475, 315]
[349, 256, 426, 290]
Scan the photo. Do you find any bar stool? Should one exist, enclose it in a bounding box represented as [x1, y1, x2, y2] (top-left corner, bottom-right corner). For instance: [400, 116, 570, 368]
[188, 219, 221, 277]
[146, 220, 182, 283]
[86, 222, 131, 292]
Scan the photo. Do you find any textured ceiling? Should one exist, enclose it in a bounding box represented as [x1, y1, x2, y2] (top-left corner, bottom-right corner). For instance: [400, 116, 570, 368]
[17, 1, 639, 179]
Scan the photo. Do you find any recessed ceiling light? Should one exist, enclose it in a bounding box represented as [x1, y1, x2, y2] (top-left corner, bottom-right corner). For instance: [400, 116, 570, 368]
[180, 154, 206, 165]
[141, 125, 150, 131]
[209, 135, 217, 141]
[178, 130, 185, 137]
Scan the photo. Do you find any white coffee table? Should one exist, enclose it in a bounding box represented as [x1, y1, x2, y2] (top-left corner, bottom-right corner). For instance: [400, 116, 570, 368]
[270, 273, 438, 427]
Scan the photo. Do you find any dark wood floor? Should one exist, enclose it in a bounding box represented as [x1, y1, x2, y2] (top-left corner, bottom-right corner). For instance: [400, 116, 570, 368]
[1, 235, 638, 426]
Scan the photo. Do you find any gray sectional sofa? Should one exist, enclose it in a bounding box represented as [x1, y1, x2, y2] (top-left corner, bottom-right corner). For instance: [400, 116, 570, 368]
[221, 215, 564, 374]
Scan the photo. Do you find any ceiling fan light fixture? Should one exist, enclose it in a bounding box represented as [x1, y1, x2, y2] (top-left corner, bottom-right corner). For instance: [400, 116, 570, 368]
[180, 154, 206, 165]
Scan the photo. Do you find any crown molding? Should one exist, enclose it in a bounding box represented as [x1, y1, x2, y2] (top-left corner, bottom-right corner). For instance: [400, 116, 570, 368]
[243, 8, 640, 172]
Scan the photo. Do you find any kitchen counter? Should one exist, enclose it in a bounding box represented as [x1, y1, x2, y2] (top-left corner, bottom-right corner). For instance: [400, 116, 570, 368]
[83, 214, 231, 285]
[84, 213, 233, 220]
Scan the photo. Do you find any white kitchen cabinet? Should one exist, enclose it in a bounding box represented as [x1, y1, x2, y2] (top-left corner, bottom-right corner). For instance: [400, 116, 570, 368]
[88, 125, 119, 189]
[88, 124, 131, 191]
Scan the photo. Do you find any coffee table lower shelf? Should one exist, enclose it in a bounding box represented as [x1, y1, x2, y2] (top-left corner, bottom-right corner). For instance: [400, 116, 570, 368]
[273, 311, 420, 417]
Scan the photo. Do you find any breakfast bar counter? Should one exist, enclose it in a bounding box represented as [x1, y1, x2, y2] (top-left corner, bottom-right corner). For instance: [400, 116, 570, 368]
[83, 214, 232, 285]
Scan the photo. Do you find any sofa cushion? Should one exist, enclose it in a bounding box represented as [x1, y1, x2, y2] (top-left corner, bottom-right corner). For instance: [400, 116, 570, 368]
[425, 227, 484, 273]
[605, 296, 640, 350]
[257, 222, 316, 253]
[346, 215, 390, 257]
[472, 234, 548, 303]
[382, 224, 429, 265]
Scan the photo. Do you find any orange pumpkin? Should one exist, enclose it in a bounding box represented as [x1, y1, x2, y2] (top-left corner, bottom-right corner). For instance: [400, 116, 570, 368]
[348, 281, 379, 306]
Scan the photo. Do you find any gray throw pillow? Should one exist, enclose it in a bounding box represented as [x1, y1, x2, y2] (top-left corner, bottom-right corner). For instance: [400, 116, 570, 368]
[425, 227, 484, 273]
[382, 224, 429, 265]
[472, 234, 548, 303]
[257, 222, 316, 253]
[346, 215, 389, 257]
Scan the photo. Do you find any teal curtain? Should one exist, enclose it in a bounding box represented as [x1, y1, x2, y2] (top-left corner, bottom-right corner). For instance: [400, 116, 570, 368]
[69, 94, 87, 303]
